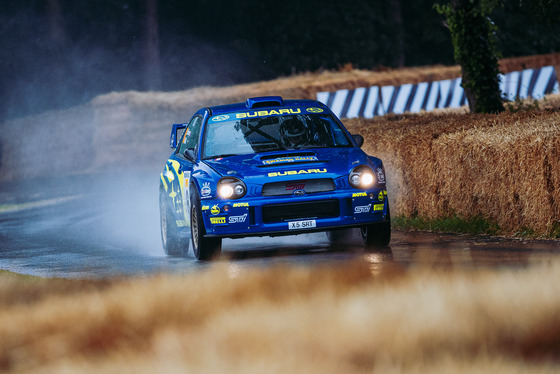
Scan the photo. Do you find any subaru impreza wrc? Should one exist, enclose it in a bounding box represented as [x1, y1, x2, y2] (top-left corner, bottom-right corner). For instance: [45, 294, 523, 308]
[159, 96, 390, 260]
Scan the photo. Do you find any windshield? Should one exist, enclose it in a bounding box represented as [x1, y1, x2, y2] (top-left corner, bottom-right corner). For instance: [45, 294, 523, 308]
[202, 112, 351, 159]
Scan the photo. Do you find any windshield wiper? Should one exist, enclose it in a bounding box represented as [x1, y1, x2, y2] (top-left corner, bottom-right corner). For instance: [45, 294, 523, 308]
[203, 153, 239, 160]
[292, 145, 329, 150]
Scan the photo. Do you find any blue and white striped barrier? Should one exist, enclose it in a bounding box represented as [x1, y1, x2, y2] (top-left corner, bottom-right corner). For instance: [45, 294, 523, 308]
[318, 66, 560, 118]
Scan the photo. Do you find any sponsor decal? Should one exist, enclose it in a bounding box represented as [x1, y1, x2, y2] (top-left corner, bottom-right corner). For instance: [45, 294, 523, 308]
[286, 182, 306, 191]
[233, 202, 249, 207]
[235, 108, 301, 119]
[306, 107, 324, 113]
[228, 214, 248, 224]
[201, 205, 210, 211]
[183, 130, 191, 143]
[211, 115, 230, 122]
[373, 203, 384, 211]
[352, 192, 367, 197]
[378, 190, 387, 201]
[210, 217, 226, 224]
[268, 168, 327, 177]
[354, 204, 372, 214]
[376, 168, 386, 183]
[201, 182, 211, 197]
[262, 156, 318, 165]
[211, 205, 220, 215]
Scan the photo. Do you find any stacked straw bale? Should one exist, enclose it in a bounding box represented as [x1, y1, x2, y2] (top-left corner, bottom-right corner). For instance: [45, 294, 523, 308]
[346, 110, 560, 235]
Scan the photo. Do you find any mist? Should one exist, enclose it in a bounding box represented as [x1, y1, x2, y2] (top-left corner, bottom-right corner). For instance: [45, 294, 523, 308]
[0, 1, 267, 122]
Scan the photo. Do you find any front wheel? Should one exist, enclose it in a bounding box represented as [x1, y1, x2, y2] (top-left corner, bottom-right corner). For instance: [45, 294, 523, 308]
[190, 189, 222, 261]
[159, 187, 189, 256]
[360, 221, 391, 248]
[361, 201, 391, 248]
[326, 228, 351, 244]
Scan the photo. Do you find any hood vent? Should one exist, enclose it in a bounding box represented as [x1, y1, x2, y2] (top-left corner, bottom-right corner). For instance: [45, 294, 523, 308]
[246, 96, 284, 109]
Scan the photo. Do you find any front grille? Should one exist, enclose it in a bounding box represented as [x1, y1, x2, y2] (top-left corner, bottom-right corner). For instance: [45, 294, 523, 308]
[262, 178, 335, 197]
[262, 199, 339, 223]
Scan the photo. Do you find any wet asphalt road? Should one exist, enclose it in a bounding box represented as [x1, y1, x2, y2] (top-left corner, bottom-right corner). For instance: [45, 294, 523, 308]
[0, 173, 559, 278]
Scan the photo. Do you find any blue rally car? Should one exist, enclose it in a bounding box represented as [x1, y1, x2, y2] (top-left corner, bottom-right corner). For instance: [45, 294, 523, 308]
[159, 96, 390, 260]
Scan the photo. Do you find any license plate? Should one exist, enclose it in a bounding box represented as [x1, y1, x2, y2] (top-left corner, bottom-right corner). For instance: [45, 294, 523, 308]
[288, 219, 316, 230]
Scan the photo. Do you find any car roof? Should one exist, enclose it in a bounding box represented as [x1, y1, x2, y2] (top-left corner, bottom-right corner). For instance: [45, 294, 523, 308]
[208, 96, 329, 116]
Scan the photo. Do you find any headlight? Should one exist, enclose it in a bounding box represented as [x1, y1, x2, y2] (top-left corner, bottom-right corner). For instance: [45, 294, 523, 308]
[349, 165, 376, 189]
[217, 177, 246, 199]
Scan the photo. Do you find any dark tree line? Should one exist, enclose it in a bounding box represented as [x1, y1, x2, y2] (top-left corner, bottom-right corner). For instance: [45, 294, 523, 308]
[1, 0, 559, 120]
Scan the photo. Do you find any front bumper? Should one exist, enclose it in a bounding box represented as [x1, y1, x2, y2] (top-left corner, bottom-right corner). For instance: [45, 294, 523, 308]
[200, 188, 389, 239]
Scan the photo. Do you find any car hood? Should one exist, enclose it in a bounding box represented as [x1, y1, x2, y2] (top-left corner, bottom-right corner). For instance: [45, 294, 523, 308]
[202, 147, 372, 183]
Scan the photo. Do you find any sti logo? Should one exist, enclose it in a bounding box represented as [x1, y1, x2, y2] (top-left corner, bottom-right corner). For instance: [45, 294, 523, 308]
[354, 204, 372, 214]
[228, 214, 248, 224]
[286, 182, 305, 191]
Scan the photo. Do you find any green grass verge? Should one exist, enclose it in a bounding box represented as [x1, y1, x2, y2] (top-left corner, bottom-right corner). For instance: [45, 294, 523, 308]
[392, 214, 501, 236]
[0, 269, 42, 281]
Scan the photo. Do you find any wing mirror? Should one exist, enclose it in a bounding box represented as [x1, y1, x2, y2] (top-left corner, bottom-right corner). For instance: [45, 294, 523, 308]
[170, 123, 187, 148]
[352, 134, 364, 148]
[183, 149, 195, 161]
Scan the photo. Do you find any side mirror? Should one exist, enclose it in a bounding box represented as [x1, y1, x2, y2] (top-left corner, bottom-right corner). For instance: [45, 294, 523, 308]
[352, 134, 364, 148]
[183, 149, 195, 161]
[170, 123, 187, 148]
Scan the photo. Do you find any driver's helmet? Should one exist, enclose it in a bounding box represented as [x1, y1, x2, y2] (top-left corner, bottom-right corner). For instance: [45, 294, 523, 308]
[280, 117, 309, 147]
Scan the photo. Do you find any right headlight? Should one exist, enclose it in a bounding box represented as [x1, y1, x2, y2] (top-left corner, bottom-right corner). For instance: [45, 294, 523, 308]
[217, 177, 247, 199]
[349, 165, 376, 189]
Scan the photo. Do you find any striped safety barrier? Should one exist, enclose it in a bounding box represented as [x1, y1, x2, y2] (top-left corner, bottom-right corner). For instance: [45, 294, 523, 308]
[317, 66, 560, 118]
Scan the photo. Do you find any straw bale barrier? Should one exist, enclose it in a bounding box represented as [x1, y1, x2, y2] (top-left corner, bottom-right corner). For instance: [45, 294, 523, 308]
[346, 109, 560, 236]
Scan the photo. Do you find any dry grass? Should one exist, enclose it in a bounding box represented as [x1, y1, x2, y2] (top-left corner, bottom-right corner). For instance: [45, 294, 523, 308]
[346, 107, 560, 236]
[1, 260, 559, 373]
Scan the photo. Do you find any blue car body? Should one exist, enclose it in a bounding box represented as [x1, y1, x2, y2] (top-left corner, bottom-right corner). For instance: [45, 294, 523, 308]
[159, 96, 390, 259]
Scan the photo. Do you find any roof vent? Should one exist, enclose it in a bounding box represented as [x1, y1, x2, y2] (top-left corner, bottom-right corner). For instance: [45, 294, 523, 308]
[246, 96, 283, 109]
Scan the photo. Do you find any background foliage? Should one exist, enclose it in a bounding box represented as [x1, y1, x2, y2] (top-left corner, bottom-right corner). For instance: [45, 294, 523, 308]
[1, 0, 559, 120]
[436, 0, 504, 113]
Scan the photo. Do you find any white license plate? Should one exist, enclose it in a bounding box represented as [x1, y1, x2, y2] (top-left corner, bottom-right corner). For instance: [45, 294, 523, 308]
[288, 219, 316, 230]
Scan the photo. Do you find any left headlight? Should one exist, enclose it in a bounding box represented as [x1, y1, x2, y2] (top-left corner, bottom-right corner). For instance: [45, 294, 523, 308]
[349, 165, 376, 189]
[217, 177, 247, 199]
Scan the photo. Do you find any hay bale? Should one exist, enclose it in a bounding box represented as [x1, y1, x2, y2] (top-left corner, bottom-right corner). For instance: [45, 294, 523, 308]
[345, 110, 560, 236]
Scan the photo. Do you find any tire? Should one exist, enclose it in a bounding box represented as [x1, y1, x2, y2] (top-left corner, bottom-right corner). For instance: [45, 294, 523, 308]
[159, 187, 189, 256]
[361, 202, 391, 248]
[326, 228, 350, 244]
[360, 221, 391, 248]
[190, 189, 222, 261]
